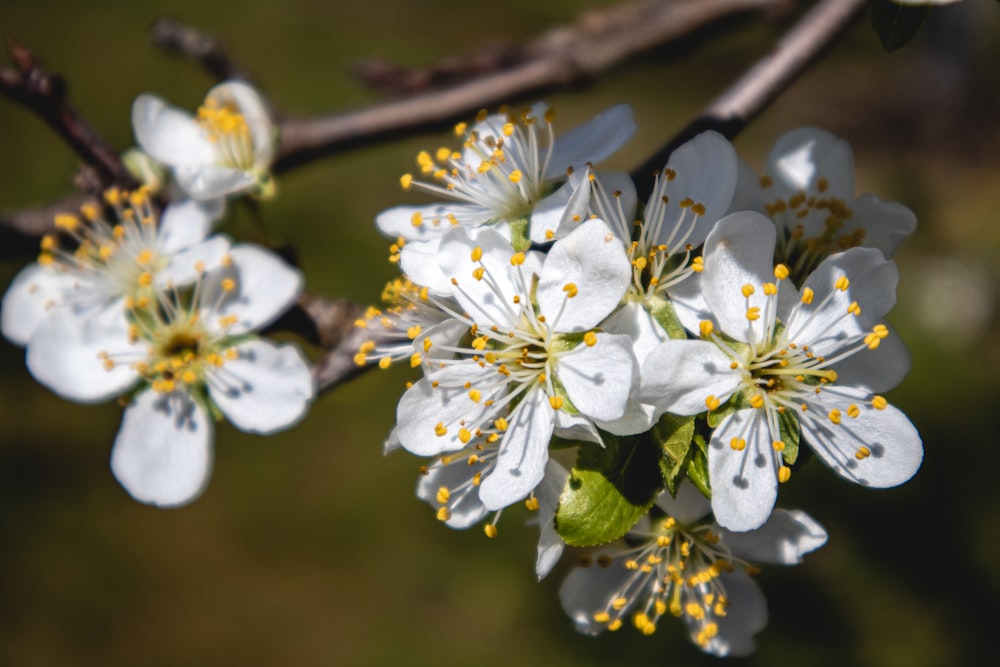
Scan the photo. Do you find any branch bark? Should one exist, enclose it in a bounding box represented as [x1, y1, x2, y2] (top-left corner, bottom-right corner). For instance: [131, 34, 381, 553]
[631, 0, 868, 196]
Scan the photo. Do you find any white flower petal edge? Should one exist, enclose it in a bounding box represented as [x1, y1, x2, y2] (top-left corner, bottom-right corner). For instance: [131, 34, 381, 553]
[206, 339, 313, 434]
[709, 409, 779, 532]
[132, 94, 216, 167]
[639, 339, 741, 417]
[535, 459, 569, 580]
[1, 263, 79, 346]
[110, 389, 214, 508]
[719, 509, 828, 565]
[543, 103, 636, 180]
[209, 244, 303, 334]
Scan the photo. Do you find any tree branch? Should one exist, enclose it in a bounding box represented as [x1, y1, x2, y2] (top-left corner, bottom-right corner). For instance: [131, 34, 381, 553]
[631, 0, 868, 196]
[148, 18, 257, 84]
[274, 0, 792, 172]
[0, 40, 138, 191]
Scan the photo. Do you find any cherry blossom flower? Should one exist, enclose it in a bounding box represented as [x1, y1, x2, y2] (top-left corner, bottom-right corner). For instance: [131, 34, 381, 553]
[560, 482, 826, 656]
[25, 244, 312, 507]
[640, 212, 922, 530]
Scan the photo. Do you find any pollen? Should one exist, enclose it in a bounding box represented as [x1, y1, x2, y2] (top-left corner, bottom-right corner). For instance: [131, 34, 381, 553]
[524, 496, 540, 511]
[510, 252, 525, 266]
[749, 393, 764, 409]
[741, 284, 755, 298]
[549, 396, 564, 410]
[778, 466, 792, 483]
[705, 395, 720, 411]
[584, 331, 597, 347]
[872, 395, 888, 410]
[562, 282, 578, 298]
[774, 264, 790, 280]
[746, 307, 761, 321]
[835, 276, 850, 291]
[828, 409, 842, 424]
[434, 422, 447, 437]
[699, 320, 714, 337]
[483, 524, 498, 539]
[855, 446, 871, 460]
[801, 287, 815, 305]
[730, 437, 747, 451]
[458, 428, 472, 444]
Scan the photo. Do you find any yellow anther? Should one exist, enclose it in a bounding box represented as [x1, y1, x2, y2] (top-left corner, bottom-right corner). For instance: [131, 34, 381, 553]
[801, 287, 815, 305]
[472, 266, 485, 281]
[608, 619, 623, 632]
[409, 353, 422, 368]
[611, 597, 628, 611]
[848, 301, 861, 316]
[593, 612, 611, 624]
[524, 496, 540, 511]
[778, 466, 792, 483]
[847, 403, 861, 419]
[699, 320, 714, 337]
[436, 486, 451, 504]
[508, 169, 523, 184]
[378, 357, 392, 369]
[221, 278, 236, 292]
[691, 256, 704, 273]
[746, 307, 761, 321]
[423, 338, 433, 353]
[835, 276, 850, 291]
[434, 422, 447, 437]
[562, 283, 578, 298]
[730, 437, 746, 451]
[773, 440, 785, 452]
[484, 524, 498, 539]
[855, 446, 871, 460]
[468, 389, 482, 403]
[454, 122, 468, 136]
[741, 284, 755, 298]
[583, 331, 597, 347]
[494, 417, 509, 432]
[549, 396, 564, 410]
[406, 325, 422, 339]
[750, 394, 765, 409]
[436, 507, 451, 522]
[458, 428, 472, 444]
[828, 409, 842, 424]
[872, 395, 888, 410]
[774, 264, 790, 280]
[138, 272, 153, 287]
[510, 252, 525, 266]
[691, 202, 706, 216]
[763, 282, 777, 296]
[705, 395, 720, 411]
[410, 212, 423, 227]
[400, 174, 413, 189]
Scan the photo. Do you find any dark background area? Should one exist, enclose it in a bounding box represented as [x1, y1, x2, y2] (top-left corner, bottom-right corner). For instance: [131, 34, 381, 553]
[1, 1, 998, 665]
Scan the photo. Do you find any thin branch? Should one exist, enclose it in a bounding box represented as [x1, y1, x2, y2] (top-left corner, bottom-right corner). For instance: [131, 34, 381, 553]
[0, 40, 137, 190]
[631, 0, 868, 196]
[274, 0, 791, 172]
[148, 18, 257, 84]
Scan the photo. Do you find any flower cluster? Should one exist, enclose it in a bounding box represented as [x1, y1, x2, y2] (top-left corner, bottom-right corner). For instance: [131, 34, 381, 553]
[2, 82, 312, 507]
[368, 107, 923, 655]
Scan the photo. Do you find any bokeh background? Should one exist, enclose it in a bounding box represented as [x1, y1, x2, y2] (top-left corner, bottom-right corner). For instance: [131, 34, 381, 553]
[1, 1, 998, 665]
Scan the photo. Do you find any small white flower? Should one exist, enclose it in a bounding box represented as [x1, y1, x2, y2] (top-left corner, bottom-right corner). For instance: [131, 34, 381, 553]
[25, 244, 312, 507]
[132, 81, 276, 202]
[2, 188, 228, 347]
[559, 482, 827, 656]
[376, 104, 636, 292]
[394, 219, 635, 510]
[731, 127, 917, 280]
[640, 212, 923, 531]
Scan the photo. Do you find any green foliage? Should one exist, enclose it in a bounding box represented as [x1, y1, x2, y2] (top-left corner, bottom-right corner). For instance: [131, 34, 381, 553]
[869, 0, 930, 51]
[555, 432, 663, 547]
[651, 413, 696, 496]
[686, 432, 712, 498]
[778, 407, 801, 466]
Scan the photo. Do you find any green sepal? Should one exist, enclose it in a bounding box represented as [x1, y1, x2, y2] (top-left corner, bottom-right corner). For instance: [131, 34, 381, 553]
[869, 0, 930, 51]
[652, 413, 696, 496]
[647, 295, 687, 340]
[555, 432, 663, 547]
[778, 408, 801, 466]
[707, 399, 738, 429]
[508, 217, 531, 252]
[686, 432, 712, 499]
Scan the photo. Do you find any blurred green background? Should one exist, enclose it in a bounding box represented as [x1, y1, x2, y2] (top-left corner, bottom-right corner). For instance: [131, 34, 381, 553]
[1, 1, 998, 665]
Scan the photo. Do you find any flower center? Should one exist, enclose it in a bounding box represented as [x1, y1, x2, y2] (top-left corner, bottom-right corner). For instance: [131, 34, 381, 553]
[198, 100, 254, 171]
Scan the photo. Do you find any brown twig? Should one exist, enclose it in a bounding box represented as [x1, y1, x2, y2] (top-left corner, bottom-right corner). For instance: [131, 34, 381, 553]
[148, 18, 256, 84]
[274, 0, 792, 172]
[0, 40, 137, 191]
[631, 0, 868, 196]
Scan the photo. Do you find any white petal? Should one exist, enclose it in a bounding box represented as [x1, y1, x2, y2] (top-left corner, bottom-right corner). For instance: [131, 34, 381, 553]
[399, 238, 452, 295]
[26, 308, 139, 403]
[207, 339, 313, 434]
[375, 203, 486, 241]
[655, 480, 711, 524]
[720, 508, 827, 565]
[557, 333, 635, 422]
[206, 81, 275, 168]
[535, 459, 570, 580]
[667, 271, 713, 335]
[709, 410, 779, 532]
[701, 211, 777, 344]
[588, 170, 638, 242]
[529, 168, 592, 243]
[207, 244, 303, 335]
[696, 570, 768, 657]
[395, 363, 506, 456]
[536, 218, 629, 331]
[640, 340, 741, 416]
[801, 386, 922, 488]
[158, 198, 224, 253]
[479, 388, 554, 510]
[110, 389, 213, 508]
[553, 410, 605, 445]
[600, 301, 669, 365]
[559, 549, 634, 635]
[2, 263, 77, 346]
[653, 130, 738, 248]
[766, 127, 854, 200]
[544, 104, 636, 179]
[849, 193, 917, 258]
[727, 157, 767, 214]
[831, 323, 910, 393]
[156, 235, 232, 289]
[416, 457, 489, 529]
[438, 225, 519, 329]
[594, 398, 657, 437]
[132, 94, 215, 167]
[786, 247, 898, 352]
[175, 164, 257, 200]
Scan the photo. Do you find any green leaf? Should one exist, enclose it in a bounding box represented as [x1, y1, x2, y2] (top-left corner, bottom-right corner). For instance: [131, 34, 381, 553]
[651, 413, 696, 496]
[686, 433, 712, 499]
[778, 408, 801, 466]
[556, 432, 663, 547]
[647, 296, 687, 340]
[869, 0, 930, 51]
[707, 399, 738, 429]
